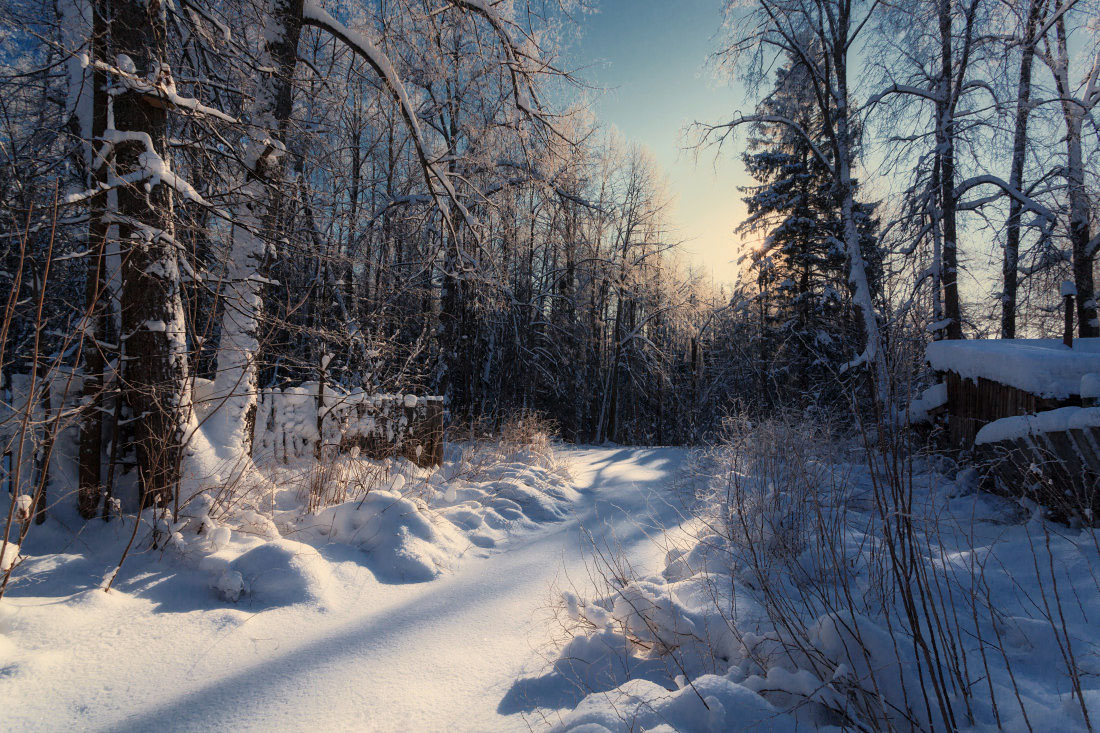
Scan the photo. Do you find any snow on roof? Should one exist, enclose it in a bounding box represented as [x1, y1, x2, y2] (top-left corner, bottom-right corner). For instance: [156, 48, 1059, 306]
[926, 338, 1100, 399]
[975, 406, 1100, 445]
[908, 382, 947, 424]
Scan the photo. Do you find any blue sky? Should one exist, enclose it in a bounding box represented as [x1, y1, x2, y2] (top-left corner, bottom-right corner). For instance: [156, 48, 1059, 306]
[564, 0, 753, 284]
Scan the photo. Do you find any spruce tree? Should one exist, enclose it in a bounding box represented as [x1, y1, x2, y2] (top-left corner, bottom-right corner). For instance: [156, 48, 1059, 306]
[737, 51, 879, 414]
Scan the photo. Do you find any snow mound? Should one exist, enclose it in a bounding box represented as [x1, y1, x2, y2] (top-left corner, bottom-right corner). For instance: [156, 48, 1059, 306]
[550, 626, 671, 694]
[554, 674, 792, 732]
[224, 539, 334, 609]
[485, 476, 570, 523]
[215, 569, 247, 602]
[907, 382, 947, 424]
[296, 490, 463, 583]
[244, 442, 577, 584]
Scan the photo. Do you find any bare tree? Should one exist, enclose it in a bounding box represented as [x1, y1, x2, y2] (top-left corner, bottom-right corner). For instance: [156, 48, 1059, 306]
[1001, 0, 1050, 338]
[1039, 0, 1100, 337]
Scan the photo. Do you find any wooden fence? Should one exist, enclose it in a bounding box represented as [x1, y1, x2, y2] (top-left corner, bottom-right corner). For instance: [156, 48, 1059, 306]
[932, 368, 1097, 522]
[977, 426, 1100, 523]
[254, 387, 444, 468]
[942, 372, 1065, 448]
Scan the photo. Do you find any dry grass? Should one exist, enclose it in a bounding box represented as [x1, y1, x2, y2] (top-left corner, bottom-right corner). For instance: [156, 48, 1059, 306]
[445, 409, 561, 483]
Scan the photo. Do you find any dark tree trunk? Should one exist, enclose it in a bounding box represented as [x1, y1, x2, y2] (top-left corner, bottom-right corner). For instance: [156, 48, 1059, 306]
[1070, 211, 1096, 338]
[78, 0, 110, 518]
[937, 0, 964, 341]
[112, 0, 190, 508]
[1001, 0, 1044, 339]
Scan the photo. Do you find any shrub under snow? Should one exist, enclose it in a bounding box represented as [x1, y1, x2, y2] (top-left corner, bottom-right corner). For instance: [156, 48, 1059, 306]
[543, 417, 1100, 731]
[2, 409, 576, 612]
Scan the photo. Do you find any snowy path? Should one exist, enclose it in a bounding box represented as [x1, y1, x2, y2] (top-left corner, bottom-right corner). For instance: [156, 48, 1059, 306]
[1, 447, 689, 732]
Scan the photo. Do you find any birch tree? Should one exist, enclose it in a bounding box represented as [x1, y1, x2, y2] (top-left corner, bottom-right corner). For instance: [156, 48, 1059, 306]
[209, 0, 305, 461]
[1001, 0, 1050, 337]
[867, 0, 995, 340]
[1039, 0, 1100, 337]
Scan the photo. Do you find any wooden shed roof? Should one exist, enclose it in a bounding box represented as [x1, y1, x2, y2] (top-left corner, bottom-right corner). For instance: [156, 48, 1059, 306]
[927, 337, 1100, 400]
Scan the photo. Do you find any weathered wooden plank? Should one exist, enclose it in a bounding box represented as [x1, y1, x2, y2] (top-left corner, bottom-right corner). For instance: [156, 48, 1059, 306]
[977, 429, 1100, 523]
[258, 390, 446, 468]
[1071, 428, 1100, 473]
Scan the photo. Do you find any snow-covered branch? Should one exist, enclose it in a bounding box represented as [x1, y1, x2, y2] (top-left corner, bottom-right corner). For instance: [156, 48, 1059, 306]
[953, 174, 1055, 220]
[88, 58, 237, 123]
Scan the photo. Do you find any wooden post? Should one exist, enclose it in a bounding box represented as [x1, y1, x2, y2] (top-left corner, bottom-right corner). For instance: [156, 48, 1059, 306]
[1063, 281, 1076, 348]
[315, 353, 329, 460]
[423, 398, 444, 467]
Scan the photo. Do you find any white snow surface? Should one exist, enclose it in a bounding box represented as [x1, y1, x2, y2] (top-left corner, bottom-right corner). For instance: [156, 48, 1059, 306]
[6, 440, 1100, 731]
[975, 405, 1100, 445]
[0, 447, 689, 731]
[1082, 373, 1100, 400]
[926, 337, 1100, 398]
[907, 382, 947, 424]
[546, 446, 1100, 732]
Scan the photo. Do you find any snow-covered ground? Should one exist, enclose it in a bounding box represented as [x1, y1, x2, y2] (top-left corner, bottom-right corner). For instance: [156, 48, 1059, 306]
[547, 435, 1100, 732]
[0, 447, 689, 731]
[8, 437, 1099, 732]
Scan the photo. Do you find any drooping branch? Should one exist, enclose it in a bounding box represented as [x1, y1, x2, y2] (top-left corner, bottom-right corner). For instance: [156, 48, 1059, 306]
[954, 174, 1056, 220]
[302, 1, 476, 237]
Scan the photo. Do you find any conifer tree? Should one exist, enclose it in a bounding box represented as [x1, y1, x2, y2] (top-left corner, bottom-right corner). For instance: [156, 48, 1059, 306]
[738, 52, 879, 412]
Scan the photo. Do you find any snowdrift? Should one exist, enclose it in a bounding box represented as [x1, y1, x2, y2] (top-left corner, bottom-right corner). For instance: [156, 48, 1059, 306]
[541, 443, 1100, 731]
[0, 420, 577, 650]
